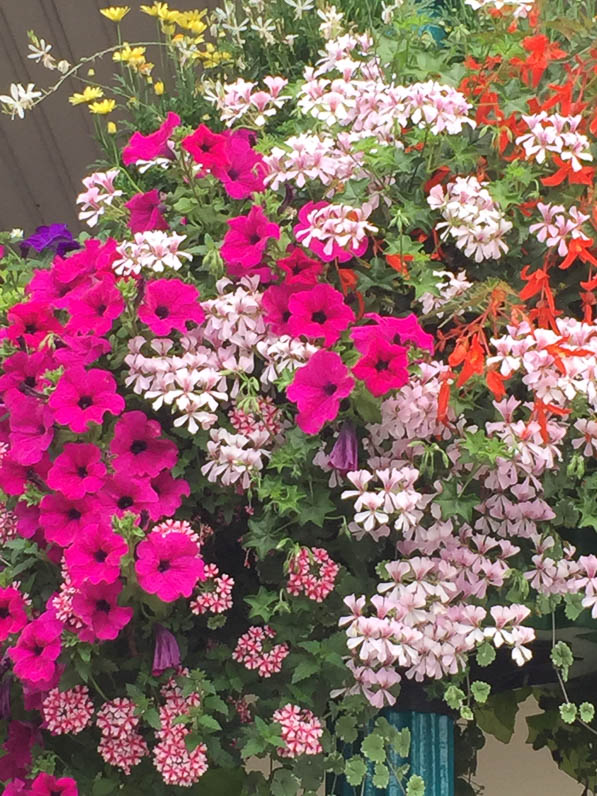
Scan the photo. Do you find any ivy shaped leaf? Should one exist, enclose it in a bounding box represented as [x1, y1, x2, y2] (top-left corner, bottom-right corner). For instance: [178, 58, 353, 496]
[344, 756, 367, 787]
[551, 641, 574, 682]
[271, 769, 299, 796]
[471, 681, 491, 705]
[361, 732, 386, 763]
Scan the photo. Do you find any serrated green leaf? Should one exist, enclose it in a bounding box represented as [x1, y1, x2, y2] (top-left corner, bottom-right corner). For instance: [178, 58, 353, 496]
[471, 681, 491, 705]
[345, 756, 367, 787]
[476, 642, 496, 667]
[271, 769, 299, 796]
[580, 702, 595, 723]
[559, 702, 577, 724]
[361, 732, 386, 763]
[336, 715, 358, 743]
[406, 774, 425, 796]
[373, 762, 390, 788]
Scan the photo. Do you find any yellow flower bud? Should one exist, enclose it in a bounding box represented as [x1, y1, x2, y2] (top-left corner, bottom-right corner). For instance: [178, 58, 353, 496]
[107, 121, 117, 134]
[154, 80, 165, 95]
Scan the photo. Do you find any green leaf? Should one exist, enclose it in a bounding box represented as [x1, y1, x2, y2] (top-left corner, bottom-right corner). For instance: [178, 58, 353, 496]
[335, 715, 358, 744]
[460, 706, 474, 721]
[361, 732, 386, 763]
[406, 774, 426, 796]
[559, 702, 577, 724]
[471, 681, 491, 705]
[476, 642, 496, 667]
[373, 762, 390, 789]
[344, 756, 367, 787]
[444, 685, 465, 710]
[92, 779, 118, 795]
[291, 659, 320, 684]
[144, 707, 161, 730]
[580, 702, 595, 723]
[271, 769, 299, 796]
[563, 593, 585, 622]
[551, 641, 574, 681]
[197, 714, 222, 732]
[475, 690, 529, 744]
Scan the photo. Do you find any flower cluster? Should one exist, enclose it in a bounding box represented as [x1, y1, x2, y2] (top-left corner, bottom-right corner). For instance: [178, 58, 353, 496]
[42, 687, 94, 736]
[232, 626, 290, 678]
[272, 704, 324, 757]
[76, 170, 123, 227]
[287, 547, 340, 601]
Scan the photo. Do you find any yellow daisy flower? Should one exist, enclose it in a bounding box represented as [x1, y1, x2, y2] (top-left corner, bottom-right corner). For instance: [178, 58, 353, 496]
[140, 2, 170, 18]
[88, 99, 116, 114]
[69, 86, 104, 105]
[99, 6, 130, 22]
[113, 44, 147, 67]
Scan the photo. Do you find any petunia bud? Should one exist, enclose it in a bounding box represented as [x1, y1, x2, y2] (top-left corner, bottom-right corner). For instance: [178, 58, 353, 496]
[328, 421, 358, 474]
[152, 625, 181, 676]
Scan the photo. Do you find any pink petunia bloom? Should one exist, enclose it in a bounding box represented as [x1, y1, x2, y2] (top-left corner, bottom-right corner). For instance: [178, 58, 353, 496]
[30, 773, 78, 796]
[40, 492, 102, 547]
[0, 350, 55, 395]
[212, 131, 267, 199]
[52, 238, 118, 285]
[0, 454, 50, 497]
[138, 278, 205, 336]
[65, 523, 128, 586]
[53, 333, 112, 368]
[5, 392, 54, 466]
[72, 581, 133, 641]
[110, 411, 177, 478]
[27, 265, 87, 309]
[135, 531, 205, 602]
[277, 247, 324, 285]
[352, 312, 434, 354]
[149, 471, 190, 521]
[47, 443, 106, 500]
[0, 585, 28, 640]
[101, 473, 158, 519]
[8, 613, 63, 685]
[261, 283, 304, 335]
[352, 334, 409, 397]
[65, 276, 125, 336]
[3, 779, 29, 795]
[49, 367, 125, 433]
[287, 283, 355, 346]
[220, 205, 280, 280]
[182, 124, 229, 171]
[122, 112, 180, 166]
[287, 350, 354, 434]
[14, 502, 40, 539]
[125, 189, 169, 234]
[0, 721, 41, 783]
[4, 301, 63, 348]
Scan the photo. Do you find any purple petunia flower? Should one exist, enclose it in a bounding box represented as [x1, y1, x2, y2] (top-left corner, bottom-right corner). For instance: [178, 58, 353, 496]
[152, 624, 181, 676]
[20, 224, 79, 258]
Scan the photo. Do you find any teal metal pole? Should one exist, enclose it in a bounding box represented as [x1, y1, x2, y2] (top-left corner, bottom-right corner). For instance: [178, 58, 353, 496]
[329, 711, 454, 796]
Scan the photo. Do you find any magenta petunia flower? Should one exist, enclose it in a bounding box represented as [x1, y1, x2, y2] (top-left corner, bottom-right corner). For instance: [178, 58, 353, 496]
[0, 454, 50, 497]
[149, 471, 190, 521]
[53, 333, 112, 368]
[351, 312, 434, 355]
[101, 473, 158, 519]
[0, 586, 28, 641]
[138, 278, 205, 336]
[40, 492, 102, 547]
[182, 124, 229, 171]
[220, 205, 280, 279]
[0, 721, 41, 784]
[213, 132, 267, 199]
[5, 393, 54, 466]
[125, 189, 169, 234]
[72, 581, 133, 641]
[30, 772, 78, 796]
[287, 350, 354, 434]
[287, 283, 355, 346]
[4, 301, 63, 349]
[135, 531, 205, 602]
[49, 367, 125, 433]
[0, 350, 55, 396]
[27, 265, 86, 309]
[14, 502, 40, 539]
[65, 523, 128, 586]
[65, 276, 125, 336]
[152, 624, 181, 676]
[110, 411, 178, 478]
[262, 283, 304, 336]
[122, 111, 180, 166]
[52, 238, 118, 285]
[277, 247, 324, 285]
[352, 334, 409, 397]
[8, 613, 63, 685]
[47, 442, 106, 500]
